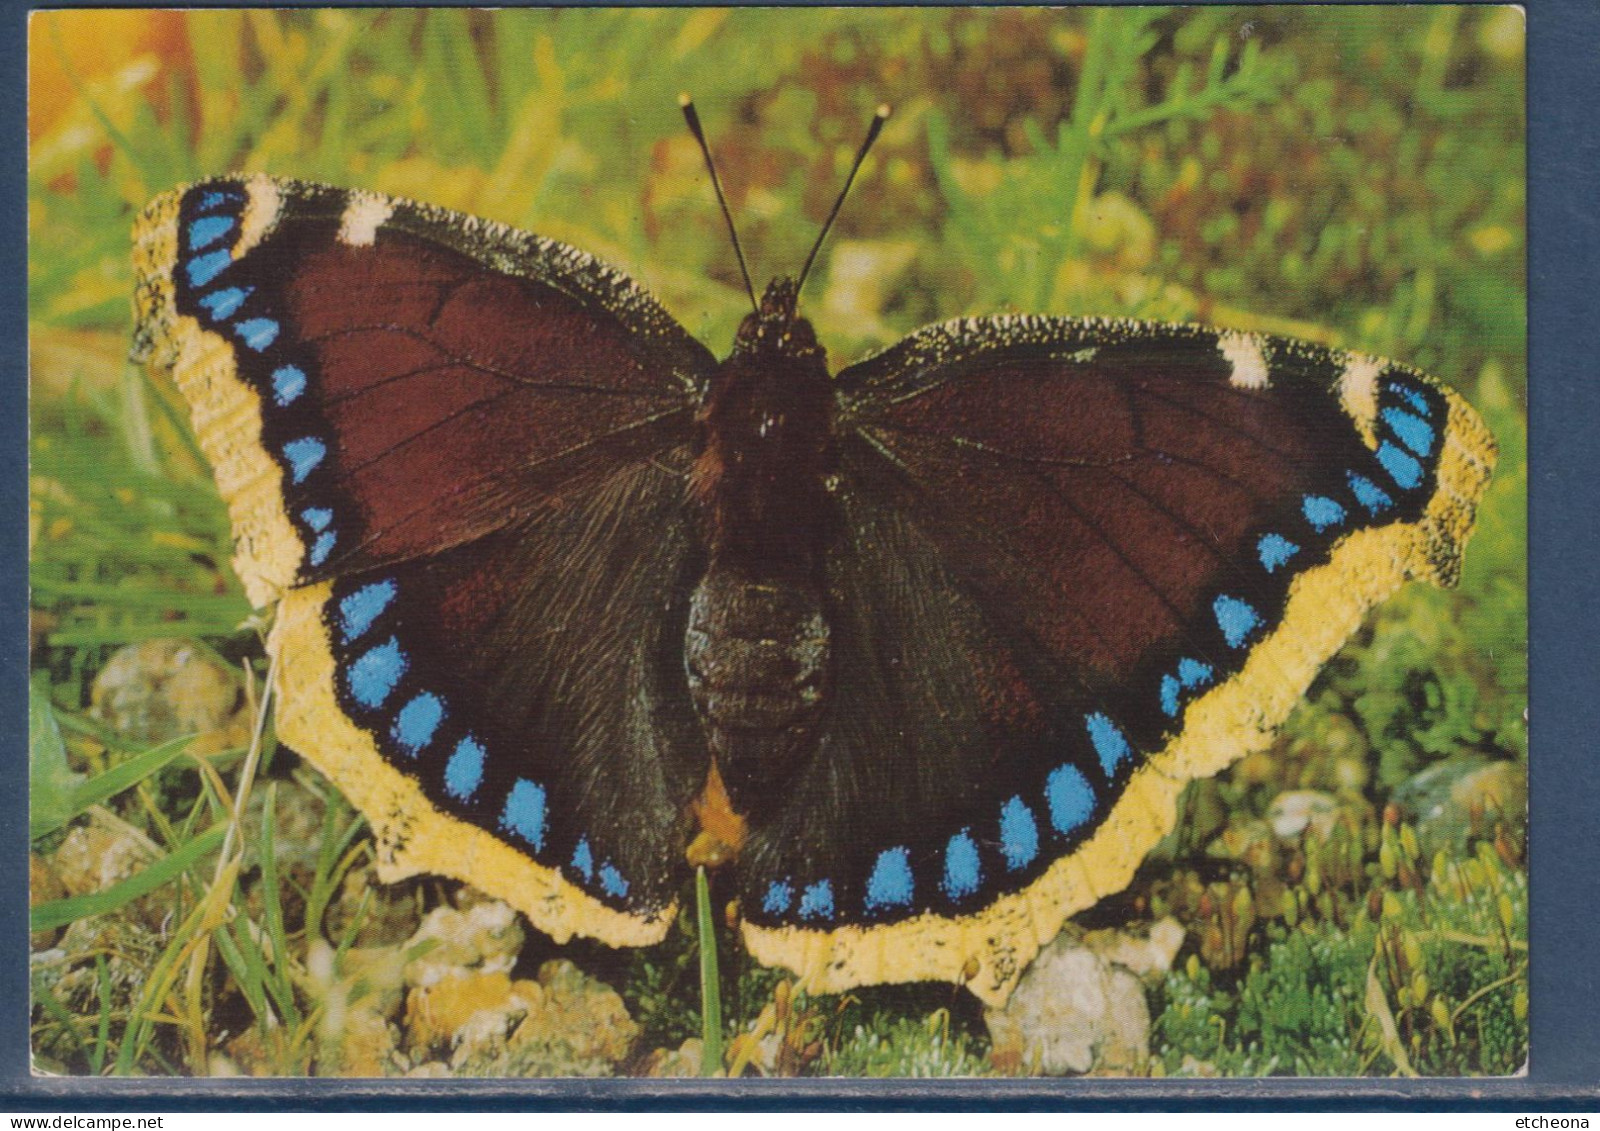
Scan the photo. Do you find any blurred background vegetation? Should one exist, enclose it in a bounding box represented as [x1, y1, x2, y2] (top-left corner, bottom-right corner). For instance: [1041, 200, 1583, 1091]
[29, 6, 1525, 1078]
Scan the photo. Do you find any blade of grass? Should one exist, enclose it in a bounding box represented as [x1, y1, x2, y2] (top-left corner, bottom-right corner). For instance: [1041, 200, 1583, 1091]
[30, 824, 226, 933]
[30, 734, 206, 841]
[696, 866, 723, 1076]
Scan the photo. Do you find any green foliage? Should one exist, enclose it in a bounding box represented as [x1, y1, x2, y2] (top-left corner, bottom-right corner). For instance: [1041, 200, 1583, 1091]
[824, 1011, 989, 1078]
[1152, 829, 1527, 1077]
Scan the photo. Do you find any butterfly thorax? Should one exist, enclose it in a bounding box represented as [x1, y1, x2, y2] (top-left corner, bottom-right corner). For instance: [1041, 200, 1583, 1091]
[685, 279, 837, 820]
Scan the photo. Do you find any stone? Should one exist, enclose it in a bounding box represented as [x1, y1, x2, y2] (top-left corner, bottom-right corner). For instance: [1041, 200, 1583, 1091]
[1394, 756, 1526, 854]
[985, 932, 1150, 1075]
[643, 1038, 704, 1078]
[30, 854, 67, 949]
[51, 822, 153, 898]
[1266, 790, 1352, 842]
[89, 638, 251, 755]
[1080, 917, 1186, 985]
[401, 898, 524, 988]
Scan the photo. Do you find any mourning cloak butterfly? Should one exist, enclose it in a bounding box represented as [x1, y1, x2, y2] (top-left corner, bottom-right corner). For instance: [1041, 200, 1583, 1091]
[131, 127, 1494, 1005]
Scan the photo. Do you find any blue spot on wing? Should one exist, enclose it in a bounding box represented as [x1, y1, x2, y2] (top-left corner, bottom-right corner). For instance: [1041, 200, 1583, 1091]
[301, 507, 332, 532]
[272, 365, 307, 406]
[185, 249, 232, 289]
[798, 879, 834, 920]
[393, 693, 444, 755]
[599, 863, 629, 898]
[999, 797, 1039, 870]
[235, 317, 279, 351]
[338, 579, 396, 642]
[1393, 384, 1432, 417]
[347, 637, 405, 709]
[763, 879, 793, 915]
[195, 188, 241, 212]
[1347, 472, 1394, 514]
[865, 846, 914, 911]
[444, 736, 485, 801]
[1086, 712, 1132, 778]
[501, 779, 547, 851]
[308, 530, 336, 567]
[1178, 658, 1213, 687]
[1258, 533, 1299, 572]
[1376, 441, 1424, 490]
[186, 214, 235, 251]
[571, 839, 594, 881]
[1046, 764, 1095, 835]
[1303, 495, 1346, 532]
[1213, 594, 1261, 648]
[197, 286, 251, 321]
[942, 831, 981, 899]
[1160, 674, 1182, 717]
[283, 437, 326, 484]
[1382, 406, 1435, 457]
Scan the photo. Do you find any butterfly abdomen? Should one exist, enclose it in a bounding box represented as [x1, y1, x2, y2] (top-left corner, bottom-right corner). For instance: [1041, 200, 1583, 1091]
[685, 280, 840, 815]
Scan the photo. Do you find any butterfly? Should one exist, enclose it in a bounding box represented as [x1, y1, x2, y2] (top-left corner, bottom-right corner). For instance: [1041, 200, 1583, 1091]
[131, 118, 1494, 1007]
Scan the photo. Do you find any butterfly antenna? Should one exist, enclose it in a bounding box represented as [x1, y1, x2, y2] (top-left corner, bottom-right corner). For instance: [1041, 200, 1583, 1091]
[796, 103, 891, 296]
[680, 93, 759, 315]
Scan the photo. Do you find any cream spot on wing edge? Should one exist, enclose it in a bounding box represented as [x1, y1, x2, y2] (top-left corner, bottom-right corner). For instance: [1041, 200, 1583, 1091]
[236, 175, 283, 258]
[1339, 354, 1384, 442]
[339, 191, 395, 247]
[1220, 331, 1269, 390]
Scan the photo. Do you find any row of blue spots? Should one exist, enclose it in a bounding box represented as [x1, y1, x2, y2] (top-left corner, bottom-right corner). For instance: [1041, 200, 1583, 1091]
[1159, 657, 1214, 717]
[767, 716, 1137, 918]
[180, 187, 340, 574]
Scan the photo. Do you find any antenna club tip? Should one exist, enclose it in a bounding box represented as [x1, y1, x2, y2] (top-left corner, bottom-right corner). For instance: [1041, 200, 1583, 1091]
[678, 92, 693, 109]
[876, 103, 892, 120]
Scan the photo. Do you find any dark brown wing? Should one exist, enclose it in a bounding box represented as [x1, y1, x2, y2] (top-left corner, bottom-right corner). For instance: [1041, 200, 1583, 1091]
[134, 176, 716, 943]
[738, 316, 1494, 1004]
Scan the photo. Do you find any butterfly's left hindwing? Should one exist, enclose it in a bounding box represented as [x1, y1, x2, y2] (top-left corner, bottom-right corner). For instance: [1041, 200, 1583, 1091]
[134, 176, 714, 945]
[739, 318, 1495, 1005]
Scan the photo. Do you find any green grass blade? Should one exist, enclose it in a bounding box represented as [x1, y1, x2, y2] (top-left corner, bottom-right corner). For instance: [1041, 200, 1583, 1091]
[30, 734, 204, 841]
[696, 866, 723, 1076]
[30, 825, 226, 933]
[29, 679, 85, 840]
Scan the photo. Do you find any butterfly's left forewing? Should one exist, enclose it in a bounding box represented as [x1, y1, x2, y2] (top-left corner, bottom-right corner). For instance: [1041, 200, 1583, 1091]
[135, 176, 716, 944]
[739, 317, 1494, 1004]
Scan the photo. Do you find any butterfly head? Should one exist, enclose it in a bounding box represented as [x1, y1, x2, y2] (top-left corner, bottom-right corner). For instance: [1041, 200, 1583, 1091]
[728, 277, 824, 366]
